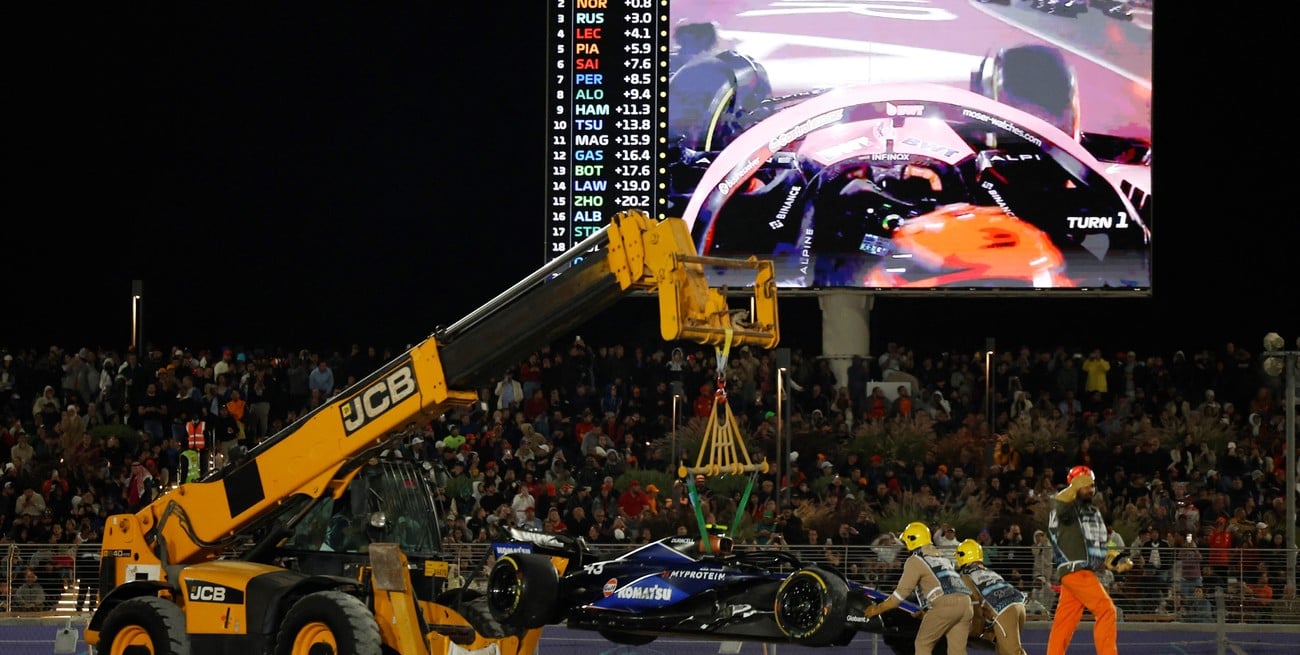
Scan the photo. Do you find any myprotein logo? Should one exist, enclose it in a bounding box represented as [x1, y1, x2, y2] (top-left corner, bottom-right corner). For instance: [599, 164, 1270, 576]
[341, 361, 419, 435]
[186, 581, 244, 604]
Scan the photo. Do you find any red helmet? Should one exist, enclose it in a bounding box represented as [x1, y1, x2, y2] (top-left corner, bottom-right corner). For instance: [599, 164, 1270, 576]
[1067, 465, 1093, 484]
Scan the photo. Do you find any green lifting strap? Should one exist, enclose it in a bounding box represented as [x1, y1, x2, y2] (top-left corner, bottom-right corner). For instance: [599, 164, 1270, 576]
[730, 468, 760, 536]
[685, 472, 712, 554]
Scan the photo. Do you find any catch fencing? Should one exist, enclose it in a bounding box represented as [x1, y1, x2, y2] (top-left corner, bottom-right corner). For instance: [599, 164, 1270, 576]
[2, 541, 1295, 625]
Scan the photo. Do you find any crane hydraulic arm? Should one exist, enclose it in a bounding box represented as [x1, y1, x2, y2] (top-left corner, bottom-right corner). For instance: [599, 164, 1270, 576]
[88, 210, 779, 655]
[107, 210, 778, 569]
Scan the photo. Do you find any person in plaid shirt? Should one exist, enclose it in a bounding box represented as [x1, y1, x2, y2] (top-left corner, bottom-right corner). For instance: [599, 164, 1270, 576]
[1047, 465, 1132, 655]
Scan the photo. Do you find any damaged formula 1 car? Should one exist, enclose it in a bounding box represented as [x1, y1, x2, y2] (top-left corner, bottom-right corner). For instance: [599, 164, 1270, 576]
[485, 528, 993, 655]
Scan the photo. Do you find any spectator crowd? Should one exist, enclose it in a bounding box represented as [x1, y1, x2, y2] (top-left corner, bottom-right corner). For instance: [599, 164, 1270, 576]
[0, 336, 1297, 621]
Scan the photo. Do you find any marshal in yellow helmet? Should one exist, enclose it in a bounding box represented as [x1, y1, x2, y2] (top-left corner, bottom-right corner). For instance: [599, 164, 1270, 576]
[899, 521, 932, 551]
[955, 538, 984, 569]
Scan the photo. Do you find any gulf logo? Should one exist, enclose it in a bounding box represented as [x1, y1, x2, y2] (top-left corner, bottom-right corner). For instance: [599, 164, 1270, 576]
[603, 578, 618, 597]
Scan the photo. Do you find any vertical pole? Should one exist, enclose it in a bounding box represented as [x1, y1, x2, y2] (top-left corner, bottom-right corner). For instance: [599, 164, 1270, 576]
[1264, 337, 1298, 591]
[672, 394, 680, 467]
[985, 337, 996, 437]
[1286, 352, 1296, 591]
[776, 345, 792, 503]
[131, 280, 143, 353]
[776, 369, 785, 497]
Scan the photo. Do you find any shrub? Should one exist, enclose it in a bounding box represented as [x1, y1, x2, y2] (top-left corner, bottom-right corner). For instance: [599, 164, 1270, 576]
[846, 415, 937, 466]
[877, 493, 992, 540]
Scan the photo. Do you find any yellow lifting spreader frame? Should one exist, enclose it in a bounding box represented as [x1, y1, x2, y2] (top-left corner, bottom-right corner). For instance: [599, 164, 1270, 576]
[678, 327, 770, 550]
[606, 210, 780, 350]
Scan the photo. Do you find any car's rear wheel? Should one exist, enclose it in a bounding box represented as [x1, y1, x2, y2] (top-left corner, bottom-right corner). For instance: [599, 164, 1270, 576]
[773, 567, 848, 645]
[486, 553, 558, 629]
[668, 49, 771, 152]
[598, 630, 658, 646]
[971, 44, 1077, 139]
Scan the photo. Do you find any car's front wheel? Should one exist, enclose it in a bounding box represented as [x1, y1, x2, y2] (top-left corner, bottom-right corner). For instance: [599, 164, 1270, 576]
[486, 553, 558, 629]
[773, 567, 848, 646]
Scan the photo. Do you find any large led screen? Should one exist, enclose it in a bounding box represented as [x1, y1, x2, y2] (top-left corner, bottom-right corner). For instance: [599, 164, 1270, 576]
[544, 1, 1152, 293]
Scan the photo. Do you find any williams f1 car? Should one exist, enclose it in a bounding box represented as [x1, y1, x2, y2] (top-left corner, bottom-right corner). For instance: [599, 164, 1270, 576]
[485, 528, 992, 655]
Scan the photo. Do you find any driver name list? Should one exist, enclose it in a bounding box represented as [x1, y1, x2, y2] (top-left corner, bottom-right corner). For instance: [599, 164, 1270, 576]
[545, 0, 665, 264]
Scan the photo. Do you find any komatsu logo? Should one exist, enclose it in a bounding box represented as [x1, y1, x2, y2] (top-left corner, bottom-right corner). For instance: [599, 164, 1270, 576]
[617, 585, 673, 600]
[186, 581, 243, 604]
[341, 361, 419, 435]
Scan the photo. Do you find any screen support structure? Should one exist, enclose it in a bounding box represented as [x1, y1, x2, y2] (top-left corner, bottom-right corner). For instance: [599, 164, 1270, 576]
[1262, 335, 1298, 591]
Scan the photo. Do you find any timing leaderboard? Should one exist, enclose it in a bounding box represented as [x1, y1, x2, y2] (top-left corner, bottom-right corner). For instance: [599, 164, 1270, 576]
[545, 0, 666, 263]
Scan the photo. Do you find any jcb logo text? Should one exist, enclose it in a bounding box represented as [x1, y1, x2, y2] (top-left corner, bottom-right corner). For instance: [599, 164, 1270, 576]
[342, 362, 419, 435]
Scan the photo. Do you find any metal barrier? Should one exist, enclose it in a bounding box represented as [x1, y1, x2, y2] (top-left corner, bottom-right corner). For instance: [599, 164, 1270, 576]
[4, 621, 1300, 655]
[2, 541, 1295, 625]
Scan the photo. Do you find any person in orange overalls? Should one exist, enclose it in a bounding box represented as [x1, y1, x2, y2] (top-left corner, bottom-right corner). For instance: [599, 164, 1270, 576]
[1046, 465, 1132, 655]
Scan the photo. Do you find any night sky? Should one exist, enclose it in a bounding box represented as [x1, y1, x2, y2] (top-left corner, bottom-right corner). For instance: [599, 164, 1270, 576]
[9, 4, 1293, 359]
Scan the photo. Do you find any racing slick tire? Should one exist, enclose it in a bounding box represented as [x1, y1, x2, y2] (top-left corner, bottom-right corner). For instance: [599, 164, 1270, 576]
[971, 44, 1077, 140]
[486, 553, 559, 629]
[97, 595, 190, 655]
[274, 590, 382, 655]
[598, 630, 658, 646]
[668, 49, 771, 152]
[773, 566, 849, 646]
